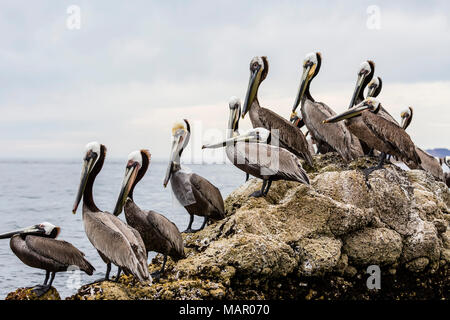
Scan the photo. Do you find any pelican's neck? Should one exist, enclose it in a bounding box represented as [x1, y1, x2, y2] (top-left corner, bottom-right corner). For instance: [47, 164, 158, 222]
[84, 146, 105, 213]
[172, 162, 181, 173]
[357, 73, 374, 105]
[249, 98, 261, 127]
[128, 152, 149, 200]
[304, 80, 315, 104]
[228, 115, 240, 139]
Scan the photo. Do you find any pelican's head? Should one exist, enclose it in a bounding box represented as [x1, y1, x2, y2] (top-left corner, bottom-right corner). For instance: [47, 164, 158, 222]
[113, 150, 151, 216]
[163, 120, 191, 188]
[72, 141, 106, 214]
[228, 96, 241, 133]
[367, 76, 382, 98]
[291, 52, 322, 121]
[400, 107, 413, 130]
[290, 112, 304, 128]
[0, 222, 60, 239]
[324, 98, 381, 123]
[348, 60, 375, 108]
[242, 56, 269, 118]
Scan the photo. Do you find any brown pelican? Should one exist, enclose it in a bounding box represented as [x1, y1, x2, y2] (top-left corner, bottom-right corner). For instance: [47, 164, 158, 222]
[366, 76, 382, 98]
[72, 142, 149, 283]
[241, 56, 313, 166]
[350, 63, 399, 125]
[290, 52, 363, 162]
[324, 98, 421, 184]
[0, 222, 94, 296]
[113, 149, 185, 278]
[400, 107, 445, 181]
[348, 62, 399, 156]
[202, 97, 310, 197]
[441, 157, 450, 187]
[441, 156, 450, 170]
[400, 107, 413, 130]
[163, 120, 225, 233]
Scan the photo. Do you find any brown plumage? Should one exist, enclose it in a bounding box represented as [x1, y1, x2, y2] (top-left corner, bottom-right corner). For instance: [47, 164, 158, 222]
[412, 148, 445, 181]
[178, 170, 225, 220]
[165, 120, 225, 233]
[73, 142, 149, 283]
[229, 142, 310, 186]
[82, 208, 149, 281]
[325, 98, 421, 186]
[302, 100, 363, 162]
[361, 110, 420, 164]
[400, 107, 445, 181]
[291, 52, 363, 162]
[124, 200, 185, 261]
[203, 99, 310, 197]
[10, 234, 94, 275]
[113, 149, 185, 276]
[0, 222, 94, 294]
[242, 56, 313, 166]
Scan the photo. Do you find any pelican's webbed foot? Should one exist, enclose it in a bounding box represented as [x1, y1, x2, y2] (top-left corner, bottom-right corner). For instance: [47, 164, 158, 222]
[249, 190, 264, 198]
[182, 215, 196, 233]
[31, 284, 51, 297]
[249, 180, 268, 198]
[151, 270, 162, 281]
[86, 263, 112, 285]
[362, 152, 386, 189]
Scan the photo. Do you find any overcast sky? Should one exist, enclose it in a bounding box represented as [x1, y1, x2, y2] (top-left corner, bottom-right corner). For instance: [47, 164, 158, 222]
[0, 0, 449, 161]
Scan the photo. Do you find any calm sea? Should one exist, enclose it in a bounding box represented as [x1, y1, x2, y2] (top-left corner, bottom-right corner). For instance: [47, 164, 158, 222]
[0, 159, 244, 299]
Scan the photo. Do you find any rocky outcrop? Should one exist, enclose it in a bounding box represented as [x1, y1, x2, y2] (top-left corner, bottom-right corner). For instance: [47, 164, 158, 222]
[13, 153, 450, 300]
[68, 153, 448, 300]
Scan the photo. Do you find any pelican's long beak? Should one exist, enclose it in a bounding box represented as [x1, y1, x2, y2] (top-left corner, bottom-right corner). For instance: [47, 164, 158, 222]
[292, 63, 314, 116]
[113, 162, 140, 216]
[228, 107, 240, 132]
[0, 225, 43, 239]
[242, 65, 262, 119]
[163, 136, 183, 188]
[323, 103, 371, 123]
[163, 161, 174, 188]
[367, 85, 376, 98]
[202, 132, 255, 149]
[72, 153, 97, 214]
[400, 113, 408, 130]
[348, 74, 365, 109]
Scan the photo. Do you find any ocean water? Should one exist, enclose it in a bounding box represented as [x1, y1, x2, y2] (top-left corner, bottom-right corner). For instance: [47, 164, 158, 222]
[0, 160, 244, 299]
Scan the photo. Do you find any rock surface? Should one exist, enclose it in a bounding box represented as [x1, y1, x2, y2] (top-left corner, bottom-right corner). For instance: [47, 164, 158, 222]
[6, 287, 61, 300]
[13, 153, 450, 300]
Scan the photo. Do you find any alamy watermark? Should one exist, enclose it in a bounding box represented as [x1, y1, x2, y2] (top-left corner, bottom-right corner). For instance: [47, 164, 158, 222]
[366, 265, 381, 290]
[65, 265, 83, 289]
[366, 5, 381, 30]
[66, 5, 81, 30]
